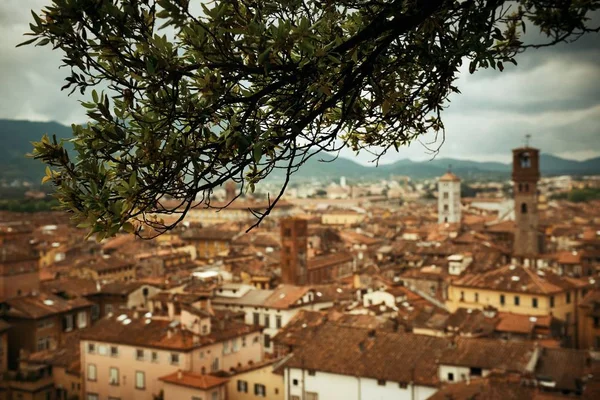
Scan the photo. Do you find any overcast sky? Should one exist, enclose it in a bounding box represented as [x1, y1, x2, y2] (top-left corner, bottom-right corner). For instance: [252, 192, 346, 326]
[1, 1, 599, 165]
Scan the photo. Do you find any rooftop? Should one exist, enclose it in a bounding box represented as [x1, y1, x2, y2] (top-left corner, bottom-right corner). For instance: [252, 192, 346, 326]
[160, 371, 229, 390]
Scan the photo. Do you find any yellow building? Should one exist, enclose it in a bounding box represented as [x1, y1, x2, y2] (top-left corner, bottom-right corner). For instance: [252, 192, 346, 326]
[447, 265, 591, 347]
[321, 209, 366, 226]
[225, 359, 284, 400]
[181, 227, 239, 259]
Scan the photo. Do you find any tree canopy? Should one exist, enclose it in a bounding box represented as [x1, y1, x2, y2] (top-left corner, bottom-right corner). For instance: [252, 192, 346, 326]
[22, 0, 600, 238]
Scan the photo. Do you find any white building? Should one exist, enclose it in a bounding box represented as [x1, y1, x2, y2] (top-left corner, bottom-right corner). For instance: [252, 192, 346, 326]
[211, 284, 335, 354]
[438, 171, 461, 224]
[282, 324, 444, 400]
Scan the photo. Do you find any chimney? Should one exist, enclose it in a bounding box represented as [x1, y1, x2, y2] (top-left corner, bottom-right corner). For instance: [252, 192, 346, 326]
[133, 310, 139, 319]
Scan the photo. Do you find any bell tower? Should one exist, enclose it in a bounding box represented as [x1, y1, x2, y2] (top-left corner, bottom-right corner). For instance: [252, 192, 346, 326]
[512, 139, 540, 257]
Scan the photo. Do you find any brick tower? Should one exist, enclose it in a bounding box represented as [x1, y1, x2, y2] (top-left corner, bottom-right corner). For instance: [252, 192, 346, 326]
[512, 145, 541, 256]
[280, 218, 308, 285]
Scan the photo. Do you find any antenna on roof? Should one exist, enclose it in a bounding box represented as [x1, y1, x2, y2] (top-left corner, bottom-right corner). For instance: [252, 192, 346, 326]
[524, 134, 531, 147]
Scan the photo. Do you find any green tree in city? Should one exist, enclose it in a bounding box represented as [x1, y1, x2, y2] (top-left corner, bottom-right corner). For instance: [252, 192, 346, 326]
[22, 0, 600, 238]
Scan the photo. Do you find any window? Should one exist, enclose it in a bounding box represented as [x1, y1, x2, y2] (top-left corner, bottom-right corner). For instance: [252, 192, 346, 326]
[232, 338, 239, 352]
[105, 304, 113, 314]
[109, 367, 119, 385]
[595, 336, 600, 349]
[399, 382, 408, 389]
[253, 313, 260, 325]
[152, 352, 159, 362]
[87, 364, 97, 381]
[170, 353, 180, 365]
[308, 370, 316, 376]
[237, 380, 248, 393]
[443, 204, 449, 212]
[500, 294, 505, 306]
[223, 341, 230, 355]
[242, 336, 247, 347]
[550, 296, 555, 308]
[37, 337, 50, 351]
[594, 317, 600, 328]
[520, 152, 531, 168]
[110, 346, 119, 357]
[377, 379, 386, 386]
[77, 311, 87, 328]
[532, 298, 538, 308]
[514, 296, 520, 306]
[202, 325, 208, 335]
[459, 291, 464, 301]
[136, 349, 144, 361]
[276, 315, 282, 329]
[264, 334, 271, 348]
[211, 357, 219, 372]
[443, 192, 449, 199]
[306, 393, 319, 400]
[87, 343, 96, 354]
[135, 371, 145, 389]
[470, 367, 482, 377]
[293, 379, 299, 386]
[521, 203, 528, 214]
[63, 314, 74, 332]
[86, 394, 99, 400]
[211, 392, 218, 400]
[447, 373, 454, 382]
[474, 293, 479, 302]
[254, 384, 266, 397]
[264, 314, 270, 328]
[199, 351, 204, 359]
[566, 292, 571, 304]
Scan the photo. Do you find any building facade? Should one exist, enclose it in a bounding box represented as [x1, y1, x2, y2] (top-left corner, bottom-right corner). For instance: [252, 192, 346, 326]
[438, 172, 461, 224]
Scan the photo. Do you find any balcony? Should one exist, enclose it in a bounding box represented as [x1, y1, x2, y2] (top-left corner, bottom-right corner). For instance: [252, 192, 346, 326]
[5, 365, 54, 392]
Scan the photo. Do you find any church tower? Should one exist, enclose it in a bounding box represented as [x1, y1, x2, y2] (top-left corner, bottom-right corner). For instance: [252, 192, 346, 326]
[512, 144, 541, 256]
[438, 169, 461, 224]
[280, 218, 308, 285]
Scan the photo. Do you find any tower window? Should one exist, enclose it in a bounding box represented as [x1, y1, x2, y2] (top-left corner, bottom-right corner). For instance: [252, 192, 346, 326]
[521, 203, 528, 214]
[518, 183, 523, 192]
[525, 183, 529, 192]
[520, 152, 531, 168]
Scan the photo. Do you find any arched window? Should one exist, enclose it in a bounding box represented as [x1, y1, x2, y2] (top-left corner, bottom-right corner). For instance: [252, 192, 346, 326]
[521, 203, 528, 214]
[518, 183, 523, 192]
[520, 152, 531, 168]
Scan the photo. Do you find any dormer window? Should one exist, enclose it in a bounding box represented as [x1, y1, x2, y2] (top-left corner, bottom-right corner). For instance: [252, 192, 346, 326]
[520, 152, 531, 168]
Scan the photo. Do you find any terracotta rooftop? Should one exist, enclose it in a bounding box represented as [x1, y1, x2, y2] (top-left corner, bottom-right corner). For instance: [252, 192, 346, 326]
[439, 171, 461, 182]
[5, 292, 92, 319]
[160, 370, 228, 390]
[283, 323, 449, 387]
[308, 251, 353, 270]
[452, 265, 589, 295]
[427, 373, 536, 400]
[80, 311, 260, 351]
[439, 337, 534, 373]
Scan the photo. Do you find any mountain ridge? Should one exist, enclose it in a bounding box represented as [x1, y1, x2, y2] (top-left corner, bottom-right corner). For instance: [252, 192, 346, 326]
[1, 119, 599, 183]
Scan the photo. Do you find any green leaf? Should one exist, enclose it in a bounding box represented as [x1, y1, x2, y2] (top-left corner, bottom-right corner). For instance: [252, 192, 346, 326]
[253, 144, 262, 163]
[122, 222, 135, 233]
[36, 38, 50, 46]
[16, 37, 38, 48]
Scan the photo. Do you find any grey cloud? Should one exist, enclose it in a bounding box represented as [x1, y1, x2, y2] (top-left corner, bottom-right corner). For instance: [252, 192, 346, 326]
[1, 1, 599, 165]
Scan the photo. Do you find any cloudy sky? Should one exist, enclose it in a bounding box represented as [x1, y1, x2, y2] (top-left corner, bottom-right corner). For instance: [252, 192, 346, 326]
[1, 1, 599, 165]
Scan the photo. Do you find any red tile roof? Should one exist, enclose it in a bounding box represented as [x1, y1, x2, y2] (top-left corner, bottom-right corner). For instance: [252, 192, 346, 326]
[160, 371, 228, 390]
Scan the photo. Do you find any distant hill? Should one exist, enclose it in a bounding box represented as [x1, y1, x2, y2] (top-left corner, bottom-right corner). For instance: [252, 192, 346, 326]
[0, 119, 73, 183]
[2, 119, 599, 184]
